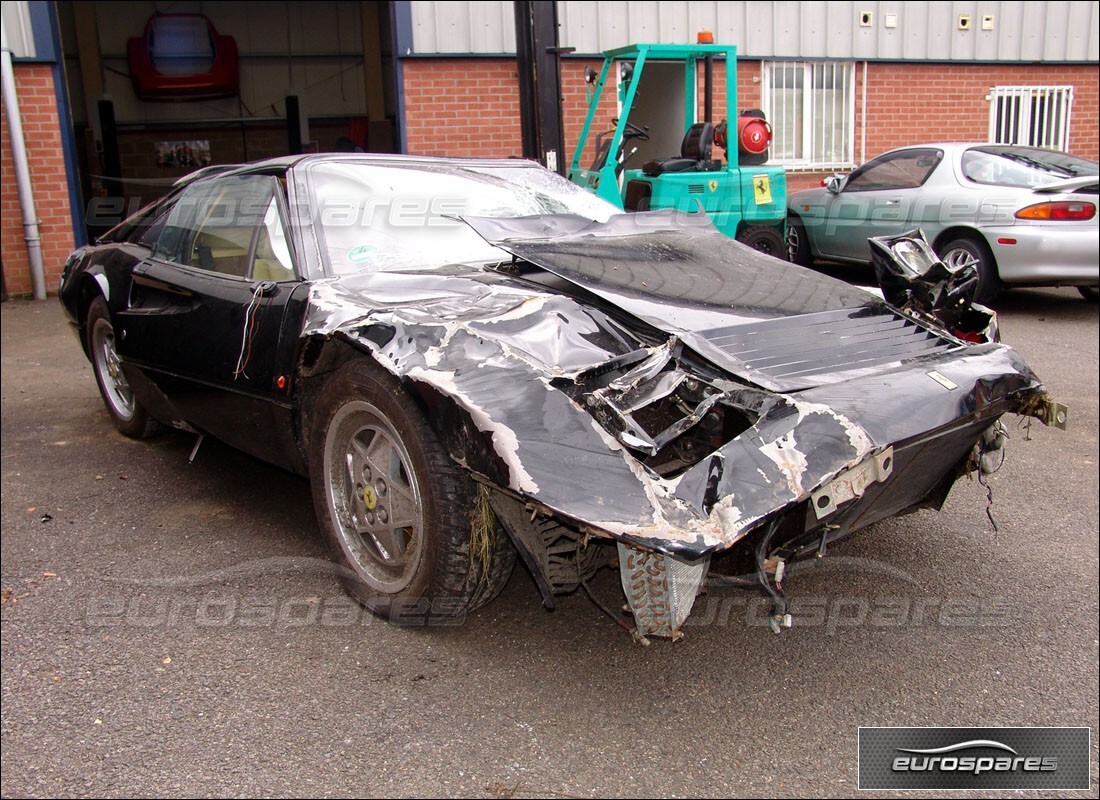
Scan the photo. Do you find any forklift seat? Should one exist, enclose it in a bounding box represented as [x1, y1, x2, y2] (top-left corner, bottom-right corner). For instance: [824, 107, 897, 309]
[642, 122, 716, 176]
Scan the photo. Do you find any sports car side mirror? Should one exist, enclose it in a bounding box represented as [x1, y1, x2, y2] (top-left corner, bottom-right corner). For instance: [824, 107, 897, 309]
[824, 175, 843, 194]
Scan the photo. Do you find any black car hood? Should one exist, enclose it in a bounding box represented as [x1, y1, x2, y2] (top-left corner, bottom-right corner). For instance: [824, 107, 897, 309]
[463, 212, 963, 391]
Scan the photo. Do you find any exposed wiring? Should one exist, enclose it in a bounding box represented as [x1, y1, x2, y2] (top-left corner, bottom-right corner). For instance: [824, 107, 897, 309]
[754, 518, 789, 631]
[579, 579, 649, 645]
[707, 572, 759, 590]
[978, 468, 1000, 535]
[233, 284, 265, 380]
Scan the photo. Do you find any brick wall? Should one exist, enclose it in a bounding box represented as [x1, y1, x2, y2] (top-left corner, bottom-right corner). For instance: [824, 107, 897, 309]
[784, 61, 1099, 192]
[1, 64, 75, 297]
[402, 56, 1099, 196]
[402, 59, 523, 158]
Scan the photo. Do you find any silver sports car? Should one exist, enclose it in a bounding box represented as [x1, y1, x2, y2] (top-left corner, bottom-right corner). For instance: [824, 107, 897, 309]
[787, 143, 1099, 304]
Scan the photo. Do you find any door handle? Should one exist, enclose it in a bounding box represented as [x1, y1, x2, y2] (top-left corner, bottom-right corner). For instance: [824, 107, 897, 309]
[131, 262, 194, 300]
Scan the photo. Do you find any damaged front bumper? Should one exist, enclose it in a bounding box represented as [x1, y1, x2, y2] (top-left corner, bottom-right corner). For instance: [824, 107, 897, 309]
[491, 341, 1057, 640]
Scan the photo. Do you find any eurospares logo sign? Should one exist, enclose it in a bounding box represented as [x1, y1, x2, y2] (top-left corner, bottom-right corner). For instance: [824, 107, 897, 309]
[858, 727, 1090, 790]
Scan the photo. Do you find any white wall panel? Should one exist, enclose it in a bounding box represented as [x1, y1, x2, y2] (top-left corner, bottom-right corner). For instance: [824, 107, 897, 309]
[410, 1, 1099, 62]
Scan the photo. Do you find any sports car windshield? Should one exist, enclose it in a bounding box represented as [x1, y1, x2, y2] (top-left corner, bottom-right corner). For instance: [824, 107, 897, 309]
[961, 145, 1100, 188]
[308, 161, 620, 275]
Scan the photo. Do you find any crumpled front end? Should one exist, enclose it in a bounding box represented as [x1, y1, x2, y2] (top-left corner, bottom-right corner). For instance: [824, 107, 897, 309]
[300, 214, 1063, 640]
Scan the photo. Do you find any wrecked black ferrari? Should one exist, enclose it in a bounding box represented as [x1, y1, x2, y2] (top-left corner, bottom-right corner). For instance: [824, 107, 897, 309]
[60, 155, 1066, 641]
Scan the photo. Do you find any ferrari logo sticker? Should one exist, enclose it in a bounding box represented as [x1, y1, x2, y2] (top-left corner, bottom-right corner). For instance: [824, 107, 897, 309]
[363, 486, 378, 510]
[753, 175, 772, 205]
[708, 180, 718, 192]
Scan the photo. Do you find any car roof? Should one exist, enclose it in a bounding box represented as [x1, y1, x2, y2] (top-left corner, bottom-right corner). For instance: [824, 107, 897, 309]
[179, 152, 546, 181]
[876, 142, 1085, 157]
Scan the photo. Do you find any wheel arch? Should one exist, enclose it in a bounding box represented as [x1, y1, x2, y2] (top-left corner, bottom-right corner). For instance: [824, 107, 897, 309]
[931, 226, 996, 264]
[295, 333, 511, 489]
[932, 226, 1002, 304]
[75, 273, 111, 357]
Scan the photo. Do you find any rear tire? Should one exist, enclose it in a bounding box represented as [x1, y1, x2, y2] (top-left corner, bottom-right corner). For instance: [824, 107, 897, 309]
[86, 296, 159, 438]
[937, 236, 1001, 306]
[1077, 286, 1099, 302]
[308, 360, 515, 625]
[737, 224, 787, 260]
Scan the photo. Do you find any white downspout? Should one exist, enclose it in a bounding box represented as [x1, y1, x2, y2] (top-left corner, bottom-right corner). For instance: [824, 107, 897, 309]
[1, 19, 47, 300]
[860, 60, 868, 165]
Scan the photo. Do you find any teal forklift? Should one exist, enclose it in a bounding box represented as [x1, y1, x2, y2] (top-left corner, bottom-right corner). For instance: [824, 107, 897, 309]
[568, 36, 788, 257]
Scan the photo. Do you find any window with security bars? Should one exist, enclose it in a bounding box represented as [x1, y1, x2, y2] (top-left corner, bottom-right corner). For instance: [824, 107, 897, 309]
[988, 86, 1073, 151]
[762, 61, 855, 169]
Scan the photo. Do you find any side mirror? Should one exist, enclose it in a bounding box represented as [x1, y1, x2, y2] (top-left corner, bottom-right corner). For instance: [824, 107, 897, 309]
[619, 61, 634, 85]
[584, 65, 598, 85]
[824, 175, 844, 194]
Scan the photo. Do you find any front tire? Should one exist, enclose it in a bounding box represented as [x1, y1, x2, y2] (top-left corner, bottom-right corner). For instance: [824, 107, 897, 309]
[737, 224, 787, 260]
[86, 296, 158, 438]
[937, 236, 1000, 306]
[308, 360, 515, 625]
[785, 215, 813, 266]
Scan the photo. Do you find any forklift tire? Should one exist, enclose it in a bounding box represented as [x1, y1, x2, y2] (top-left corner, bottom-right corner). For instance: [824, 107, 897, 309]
[737, 225, 787, 261]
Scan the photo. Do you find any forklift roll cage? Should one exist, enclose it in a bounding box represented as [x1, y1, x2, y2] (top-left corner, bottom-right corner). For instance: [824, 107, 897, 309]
[568, 42, 788, 251]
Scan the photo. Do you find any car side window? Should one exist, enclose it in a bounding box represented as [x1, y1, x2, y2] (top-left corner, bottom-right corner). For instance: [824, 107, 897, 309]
[251, 197, 297, 282]
[134, 204, 174, 248]
[152, 175, 295, 280]
[105, 197, 174, 246]
[844, 149, 943, 192]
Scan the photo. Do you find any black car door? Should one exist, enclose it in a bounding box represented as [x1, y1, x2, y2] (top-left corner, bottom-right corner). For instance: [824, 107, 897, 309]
[116, 173, 308, 470]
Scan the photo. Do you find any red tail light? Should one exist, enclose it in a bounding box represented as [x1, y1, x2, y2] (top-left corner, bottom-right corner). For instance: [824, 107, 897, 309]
[1015, 201, 1096, 221]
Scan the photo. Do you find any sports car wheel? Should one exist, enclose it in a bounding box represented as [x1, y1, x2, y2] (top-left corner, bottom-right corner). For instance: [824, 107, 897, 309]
[938, 236, 1001, 306]
[309, 360, 515, 624]
[785, 215, 813, 266]
[737, 224, 787, 260]
[86, 296, 158, 438]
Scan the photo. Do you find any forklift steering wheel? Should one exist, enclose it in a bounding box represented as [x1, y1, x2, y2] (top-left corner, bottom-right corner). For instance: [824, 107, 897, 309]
[614, 119, 650, 141]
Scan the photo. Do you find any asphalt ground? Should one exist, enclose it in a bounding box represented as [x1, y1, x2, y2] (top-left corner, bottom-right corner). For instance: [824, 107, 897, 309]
[2, 286, 1097, 798]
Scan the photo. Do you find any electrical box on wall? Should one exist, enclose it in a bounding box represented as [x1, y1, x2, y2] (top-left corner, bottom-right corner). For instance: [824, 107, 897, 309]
[958, 14, 972, 30]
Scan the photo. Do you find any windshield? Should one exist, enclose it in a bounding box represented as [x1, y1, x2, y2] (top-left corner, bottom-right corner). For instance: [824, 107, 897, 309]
[308, 161, 620, 275]
[961, 145, 1100, 188]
